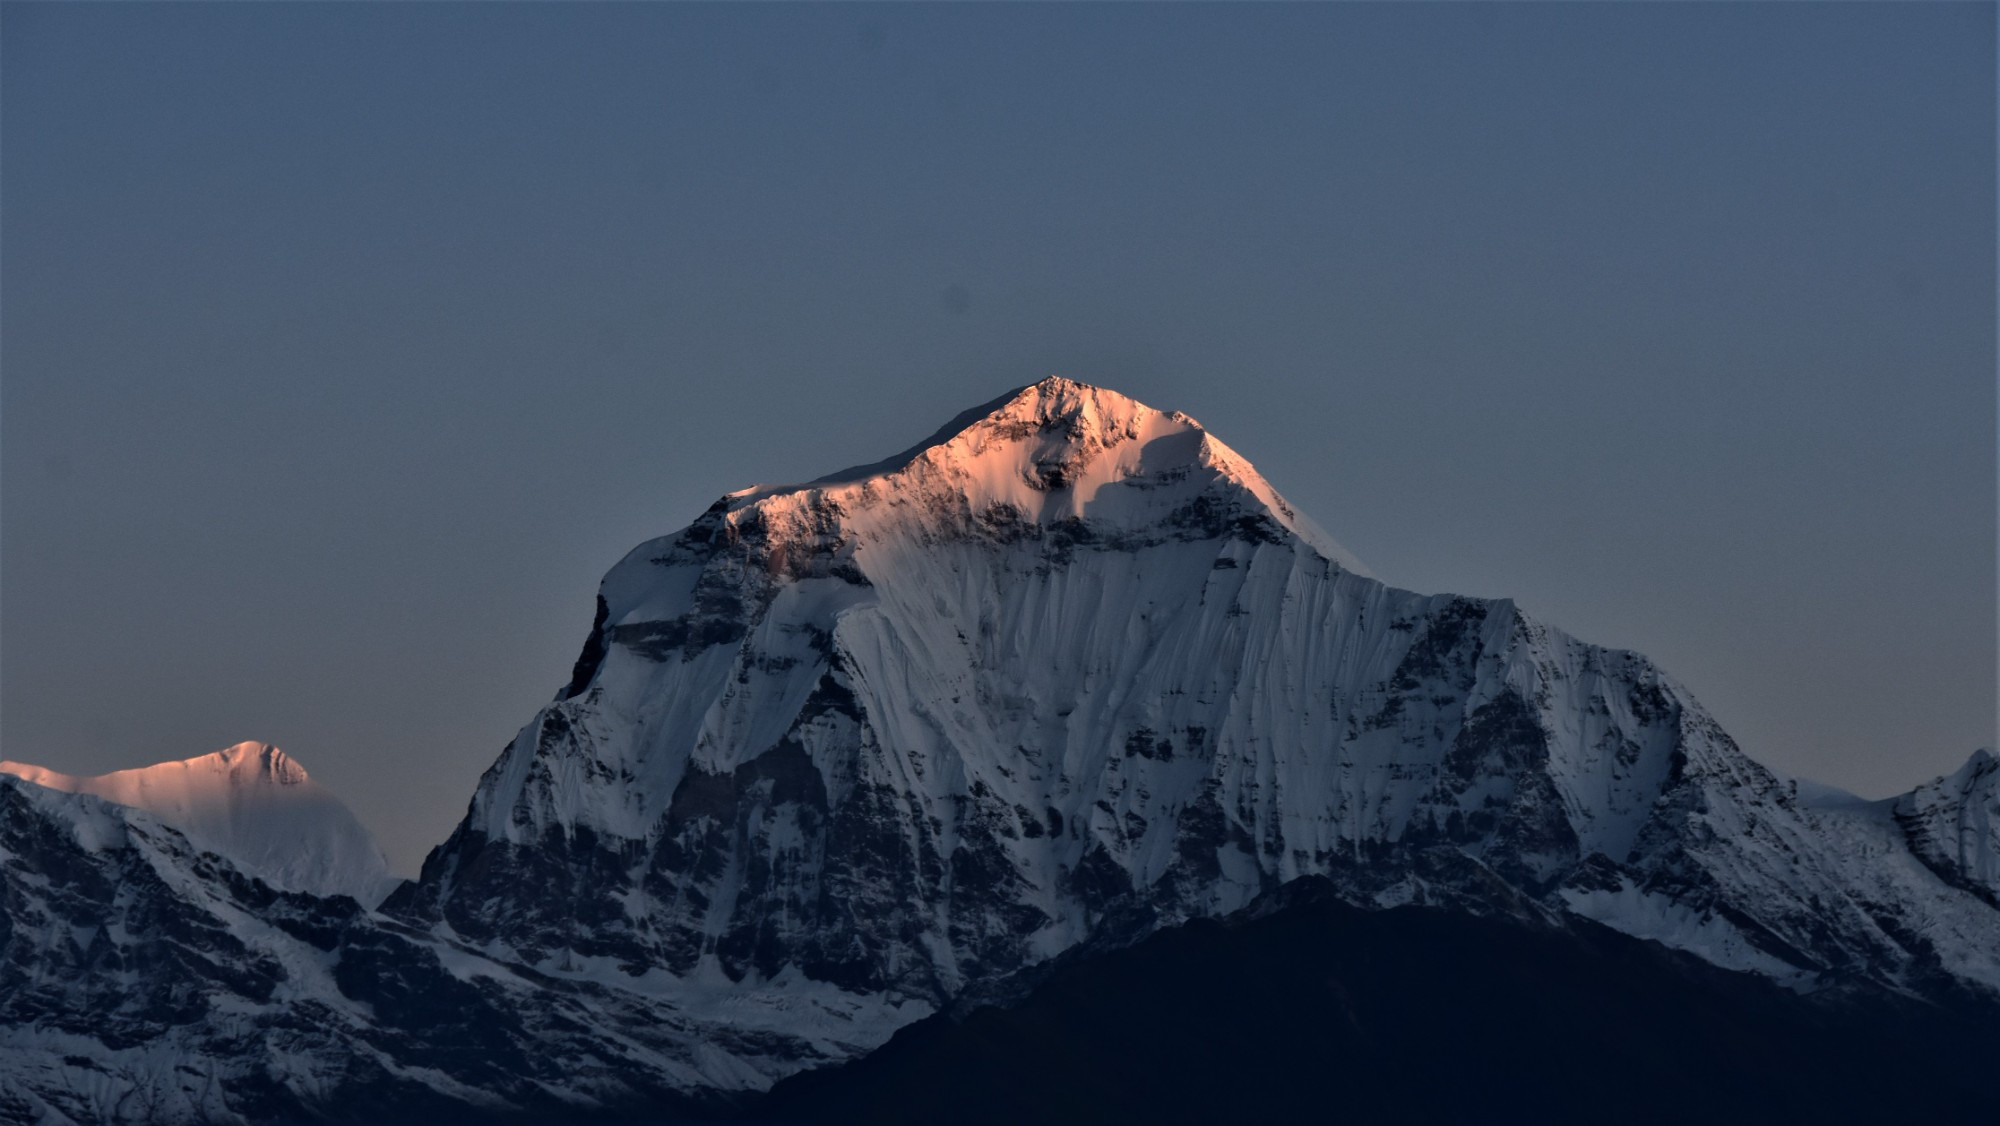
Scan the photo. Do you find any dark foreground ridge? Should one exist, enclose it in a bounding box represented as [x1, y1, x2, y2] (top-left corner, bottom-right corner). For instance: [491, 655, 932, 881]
[754, 885, 2000, 1126]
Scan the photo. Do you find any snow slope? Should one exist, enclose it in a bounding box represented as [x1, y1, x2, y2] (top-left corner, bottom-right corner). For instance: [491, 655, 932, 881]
[1, 742, 396, 905]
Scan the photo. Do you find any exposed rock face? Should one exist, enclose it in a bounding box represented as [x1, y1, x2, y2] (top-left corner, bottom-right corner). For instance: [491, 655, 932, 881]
[1895, 748, 1999, 908]
[3, 378, 1995, 1123]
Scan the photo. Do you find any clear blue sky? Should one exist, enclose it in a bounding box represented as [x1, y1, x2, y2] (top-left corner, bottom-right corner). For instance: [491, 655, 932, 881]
[4, 3, 1992, 873]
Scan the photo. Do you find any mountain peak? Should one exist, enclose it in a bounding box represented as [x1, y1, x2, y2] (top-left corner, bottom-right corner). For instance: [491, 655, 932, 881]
[717, 379, 1368, 576]
[927, 376, 1194, 486]
[922, 376, 1220, 489]
[986, 374, 1189, 436]
[797, 375, 1182, 492]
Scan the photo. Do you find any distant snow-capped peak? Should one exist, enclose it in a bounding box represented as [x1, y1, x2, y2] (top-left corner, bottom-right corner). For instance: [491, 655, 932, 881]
[0, 741, 396, 905]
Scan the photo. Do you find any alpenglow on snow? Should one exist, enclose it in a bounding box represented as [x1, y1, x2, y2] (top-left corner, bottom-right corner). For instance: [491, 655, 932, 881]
[0, 741, 395, 905]
[2, 377, 1995, 1124]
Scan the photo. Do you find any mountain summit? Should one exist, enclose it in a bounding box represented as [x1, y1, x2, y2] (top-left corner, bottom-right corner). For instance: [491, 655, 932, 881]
[723, 376, 1369, 575]
[4, 380, 1995, 1123]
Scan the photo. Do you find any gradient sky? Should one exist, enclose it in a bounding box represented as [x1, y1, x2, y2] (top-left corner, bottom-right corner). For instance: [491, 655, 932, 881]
[4, 3, 1992, 874]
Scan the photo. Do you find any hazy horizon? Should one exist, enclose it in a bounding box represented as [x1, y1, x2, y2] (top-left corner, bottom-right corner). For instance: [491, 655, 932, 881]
[4, 3, 1992, 875]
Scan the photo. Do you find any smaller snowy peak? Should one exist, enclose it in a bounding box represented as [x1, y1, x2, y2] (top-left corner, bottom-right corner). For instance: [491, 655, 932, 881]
[2, 740, 308, 794]
[1892, 748, 1999, 908]
[1, 742, 395, 905]
[2, 741, 313, 813]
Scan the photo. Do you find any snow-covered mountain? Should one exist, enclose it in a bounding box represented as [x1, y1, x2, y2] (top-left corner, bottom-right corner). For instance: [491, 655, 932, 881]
[400, 378, 1999, 1054]
[3, 378, 1995, 1123]
[1, 742, 396, 905]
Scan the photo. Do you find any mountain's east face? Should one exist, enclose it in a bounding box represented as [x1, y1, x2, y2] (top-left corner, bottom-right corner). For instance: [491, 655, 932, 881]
[4, 378, 1997, 1124]
[1, 742, 395, 905]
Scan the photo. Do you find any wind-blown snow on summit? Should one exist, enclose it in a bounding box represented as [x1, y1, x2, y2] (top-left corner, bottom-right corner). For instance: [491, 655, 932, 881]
[1, 742, 395, 905]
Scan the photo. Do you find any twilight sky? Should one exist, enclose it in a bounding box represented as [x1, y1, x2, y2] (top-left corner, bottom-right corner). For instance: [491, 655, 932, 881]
[3, 3, 1992, 875]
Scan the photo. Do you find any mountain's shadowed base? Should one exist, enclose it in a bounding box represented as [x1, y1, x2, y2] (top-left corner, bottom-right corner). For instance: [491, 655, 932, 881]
[752, 885, 2000, 1125]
